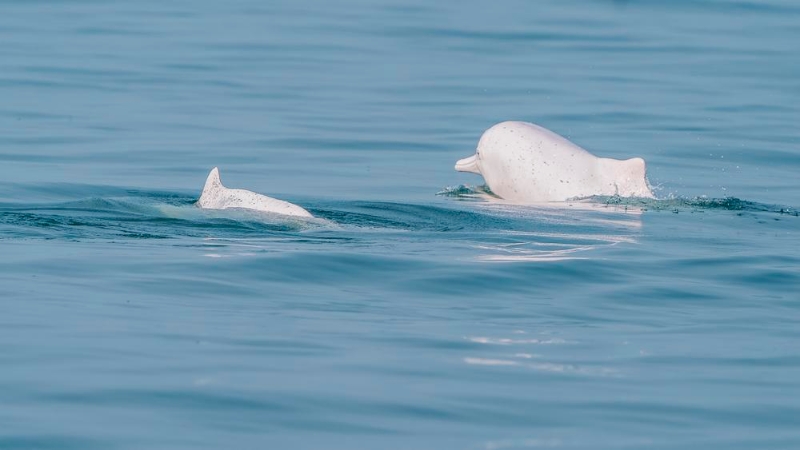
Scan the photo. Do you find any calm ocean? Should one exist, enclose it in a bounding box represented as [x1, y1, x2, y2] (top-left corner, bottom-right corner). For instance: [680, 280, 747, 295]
[1, 0, 799, 449]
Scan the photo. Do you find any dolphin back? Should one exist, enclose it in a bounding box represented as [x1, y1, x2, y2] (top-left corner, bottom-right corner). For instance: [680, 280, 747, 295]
[196, 167, 313, 217]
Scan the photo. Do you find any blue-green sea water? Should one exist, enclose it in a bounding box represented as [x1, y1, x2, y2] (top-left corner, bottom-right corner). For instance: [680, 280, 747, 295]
[1, 1, 799, 449]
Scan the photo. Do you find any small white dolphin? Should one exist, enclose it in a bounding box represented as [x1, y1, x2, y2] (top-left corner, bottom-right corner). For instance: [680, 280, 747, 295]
[455, 121, 654, 203]
[197, 167, 313, 218]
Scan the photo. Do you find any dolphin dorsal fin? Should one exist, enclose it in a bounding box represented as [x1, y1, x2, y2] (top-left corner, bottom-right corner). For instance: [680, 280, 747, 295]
[203, 167, 224, 194]
[622, 157, 646, 181]
[197, 167, 228, 208]
[198, 167, 227, 208]
[612, 157, 653, 198]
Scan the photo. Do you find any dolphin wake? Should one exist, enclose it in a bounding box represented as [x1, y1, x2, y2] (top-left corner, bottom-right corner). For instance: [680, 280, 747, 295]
[1, 186, 796, 263]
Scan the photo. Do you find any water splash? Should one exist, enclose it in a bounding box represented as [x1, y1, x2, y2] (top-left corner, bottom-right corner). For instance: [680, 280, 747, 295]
[436, 184, 498, 200]
[594, 195, 799, 216]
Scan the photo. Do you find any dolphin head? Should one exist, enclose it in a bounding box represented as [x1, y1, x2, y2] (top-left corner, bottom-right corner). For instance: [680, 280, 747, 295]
[455, 122, 520, 178]
[454, 123, 501, 175]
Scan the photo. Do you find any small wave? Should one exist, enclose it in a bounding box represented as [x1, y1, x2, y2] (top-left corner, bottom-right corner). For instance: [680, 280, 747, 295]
[0, 194, 321, 241]
[5, 186, 789, 266]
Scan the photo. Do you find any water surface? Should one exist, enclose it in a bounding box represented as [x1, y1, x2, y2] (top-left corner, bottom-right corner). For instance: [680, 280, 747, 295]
[1, 1, 799, 449]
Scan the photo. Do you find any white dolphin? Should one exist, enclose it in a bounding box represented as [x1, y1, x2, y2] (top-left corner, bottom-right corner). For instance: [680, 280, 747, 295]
[455, 121, 655, 203]
[196, 167, 313, 218]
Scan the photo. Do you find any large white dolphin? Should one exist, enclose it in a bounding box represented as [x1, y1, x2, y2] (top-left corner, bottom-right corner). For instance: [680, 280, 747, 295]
[455, 121, 655, 203]
[196, 167, 313, 218]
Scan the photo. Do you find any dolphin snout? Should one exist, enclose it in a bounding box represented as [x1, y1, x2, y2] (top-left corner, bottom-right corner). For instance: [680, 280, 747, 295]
[455, 154, 481, 174]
